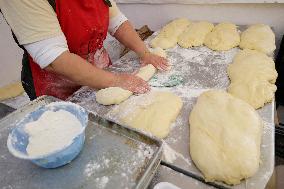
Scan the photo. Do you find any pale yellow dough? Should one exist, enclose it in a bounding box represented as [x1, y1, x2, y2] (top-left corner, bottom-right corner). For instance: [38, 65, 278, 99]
[0, 82, 24, 101]
[204, 23, 240, 51]
[96, 64, 156, 105]
[178, 21, 214, 48]
[150, 18, 191, 49]
[239, 24, 276, 55]
[109, 91, 183, 138]
[227, 49, 278, 109]
[150, 47, 167, 58]
[189, 90, 263, 185]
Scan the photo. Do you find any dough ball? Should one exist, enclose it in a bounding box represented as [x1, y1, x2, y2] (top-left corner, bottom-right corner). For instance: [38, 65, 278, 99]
[150, 18, 191, 49]
[228, 80, 277, 109]
[227, 49, 278, 109]
[150, 47, 167, 58]
[189, 90, 263, 185]
[178, 21, 214, 48]
[109, 91, 183, 138]
[96, 64, 156, 105]
[239, 24, 276, 55]
[204, 23, 240, 51]
[228, 50, 277, 83]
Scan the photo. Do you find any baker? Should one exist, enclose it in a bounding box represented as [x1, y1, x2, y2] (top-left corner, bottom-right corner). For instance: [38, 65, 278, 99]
[0, 0, 169, 100]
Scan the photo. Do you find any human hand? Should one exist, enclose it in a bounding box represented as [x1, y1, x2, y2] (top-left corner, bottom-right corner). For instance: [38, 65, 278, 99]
[114, 73, 151, 94]
[140, 52, 169, 71]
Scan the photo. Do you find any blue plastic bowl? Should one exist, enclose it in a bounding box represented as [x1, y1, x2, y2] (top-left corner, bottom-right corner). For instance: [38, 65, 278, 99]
[7, 101, 88, 168]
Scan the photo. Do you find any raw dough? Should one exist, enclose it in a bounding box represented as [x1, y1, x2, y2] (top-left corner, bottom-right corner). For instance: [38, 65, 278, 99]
[96, 64, 156, 105]
[227, 49, 278, 109]
[239, 24, 276, 55]
[189, 90, 263, 185]
[109, 91, 183, 138]
[150, 18, 191, 49]
[0, 82, 24, 101]
[204, 23, 240, 51]
[25, 110, 83, 157]
[228, 80, 277, 109]
[178, 21, 214, 48]
[150, 47, 167, 58]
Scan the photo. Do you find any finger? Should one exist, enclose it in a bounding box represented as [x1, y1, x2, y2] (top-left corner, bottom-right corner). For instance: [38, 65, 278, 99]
[156, 63, 168, 71]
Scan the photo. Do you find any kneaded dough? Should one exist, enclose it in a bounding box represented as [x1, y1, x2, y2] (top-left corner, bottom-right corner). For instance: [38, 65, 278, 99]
[204, 23, 240, 51]
[109, 91, 183, 138]
[228, 80, 277, 109]
[150, 18, 191, 49]
[96, 64, 156, 105]
[150, 47, 167, 58]
[227, 49, 278, 109]
[178, 21, 214, 48]
[239, 24, 276, 55]
[189, 90, 263, 185]
[0, 82, 24, 101]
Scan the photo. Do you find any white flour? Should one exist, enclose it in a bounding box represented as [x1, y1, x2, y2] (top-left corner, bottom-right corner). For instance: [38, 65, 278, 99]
[25, 110, 83, 157]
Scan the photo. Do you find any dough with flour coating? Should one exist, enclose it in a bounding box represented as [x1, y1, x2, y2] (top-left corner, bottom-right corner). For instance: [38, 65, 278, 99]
[109, 91, 183, 138]
[204, 23, 240, 51]
[178, 21, 214, 48]
[189, 90, 263, 185]
[239, 24, 276, 55]
[150, 47, 167, 58]
[227, 49, 278, 109]
[96, 64, 156, 105]
[150, 18, 191, 49]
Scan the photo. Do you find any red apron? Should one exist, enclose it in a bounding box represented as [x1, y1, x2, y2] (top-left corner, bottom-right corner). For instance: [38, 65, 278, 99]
[28, 0, 110, 100]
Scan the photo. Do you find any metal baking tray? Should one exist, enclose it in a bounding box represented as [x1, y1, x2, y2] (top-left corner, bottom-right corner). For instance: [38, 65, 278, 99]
[0, 95, 163, 189]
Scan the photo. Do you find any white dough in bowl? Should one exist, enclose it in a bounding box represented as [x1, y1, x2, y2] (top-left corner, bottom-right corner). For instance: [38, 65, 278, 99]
[189, 90, 263, 185]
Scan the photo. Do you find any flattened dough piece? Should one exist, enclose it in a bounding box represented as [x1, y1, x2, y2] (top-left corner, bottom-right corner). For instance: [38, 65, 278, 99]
[150, 18, 191, 49]
[0, 82, 24, 101]
[96, 64, 156, 105]
[189, 90, 263, 185]
[239, 24, 276, 55]
[109, 91, 183, 138]
[178, 21, 214, 48]
[204, 23, 240, 51]
[227, 49, 278, 109]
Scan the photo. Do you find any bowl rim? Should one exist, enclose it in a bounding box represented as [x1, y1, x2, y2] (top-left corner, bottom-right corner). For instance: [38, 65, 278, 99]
[7, 101, 88, 160]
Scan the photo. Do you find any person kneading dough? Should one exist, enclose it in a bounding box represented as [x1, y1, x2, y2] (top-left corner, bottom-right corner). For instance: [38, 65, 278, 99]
[0, 0, 169, 100]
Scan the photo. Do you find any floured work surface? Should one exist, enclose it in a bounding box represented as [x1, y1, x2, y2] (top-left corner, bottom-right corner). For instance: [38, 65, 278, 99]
[0, 96, 162, 189]
[68, 28, 274, 189]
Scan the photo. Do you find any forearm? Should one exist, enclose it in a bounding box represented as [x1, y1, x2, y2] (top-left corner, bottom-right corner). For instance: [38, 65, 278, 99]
[45, 51, 116, 89]
[114, 21, 149, 57]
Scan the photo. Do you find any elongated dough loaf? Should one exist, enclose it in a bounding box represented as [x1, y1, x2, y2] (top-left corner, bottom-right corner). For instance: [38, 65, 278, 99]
[96, 64, 156, 105]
